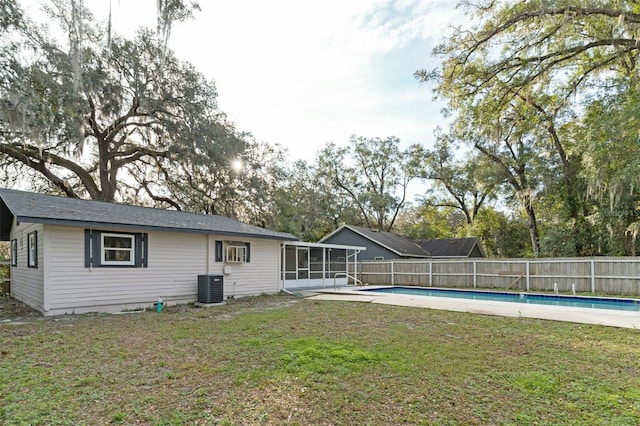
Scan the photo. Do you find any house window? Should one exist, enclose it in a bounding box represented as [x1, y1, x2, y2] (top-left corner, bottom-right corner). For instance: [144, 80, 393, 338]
[374, 256, 385, 261]
[10, 239, 17, 267]
[215, 240, 251, 263]
[27, 231, 38, 268]
[84, 230, 148, 268]
[226, 244, 247, 263]
[101, 233, 135, 265]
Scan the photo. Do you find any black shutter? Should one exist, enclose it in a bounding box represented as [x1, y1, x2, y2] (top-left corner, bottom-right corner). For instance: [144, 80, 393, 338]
[245, 242, 251, 262]
[215, 240, 223, 262]
[142, 233, 148, 267]
[92, 231, 102, 266]
[84, 230, 92, 267]
[135, 233, 143, 267]
[134, 233, 149, 267]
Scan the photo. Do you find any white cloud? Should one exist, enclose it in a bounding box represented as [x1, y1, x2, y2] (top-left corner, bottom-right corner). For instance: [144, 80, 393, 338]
[27, 0, 459, 165]
[345, 0, 461, 53]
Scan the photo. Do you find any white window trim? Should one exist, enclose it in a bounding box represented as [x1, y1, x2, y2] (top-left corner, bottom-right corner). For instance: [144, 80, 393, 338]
[225, 244, 247, 263]
[374, 256, 385, 261]
[101, 233, 135, 266]
[27, 232, 37, 268]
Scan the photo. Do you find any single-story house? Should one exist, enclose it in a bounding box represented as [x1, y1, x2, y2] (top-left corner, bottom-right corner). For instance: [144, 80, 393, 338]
[319, 224, 485, 260]
[1, 188, 362, 316]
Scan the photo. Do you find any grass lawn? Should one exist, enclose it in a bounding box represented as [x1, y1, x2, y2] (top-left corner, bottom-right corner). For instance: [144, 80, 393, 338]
[1, 294, 639, 425]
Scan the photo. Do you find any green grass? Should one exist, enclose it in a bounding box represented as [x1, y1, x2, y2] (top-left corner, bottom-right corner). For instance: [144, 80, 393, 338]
[1, 294, 639, 425]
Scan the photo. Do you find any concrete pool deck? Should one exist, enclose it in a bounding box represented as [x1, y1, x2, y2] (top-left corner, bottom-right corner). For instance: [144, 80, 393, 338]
[307, 287, 640, 329]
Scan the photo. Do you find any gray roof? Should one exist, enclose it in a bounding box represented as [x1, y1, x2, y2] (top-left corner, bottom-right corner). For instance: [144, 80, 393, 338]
[0, 188, 297, 241]
[320, 225, 487, 258]
[322, 225, 430, 257]
[417, 237, 485, 258]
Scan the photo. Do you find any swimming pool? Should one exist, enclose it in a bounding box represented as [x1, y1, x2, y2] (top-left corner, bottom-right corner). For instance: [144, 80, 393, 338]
[359, 287, 640, 312]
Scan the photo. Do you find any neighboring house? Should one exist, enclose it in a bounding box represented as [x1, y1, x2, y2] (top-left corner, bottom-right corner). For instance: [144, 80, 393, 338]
[416, 237, 486, 258]
[320, 225, 486, 260]
[320, 225, 430, 261]
[1, 188, 299, 316]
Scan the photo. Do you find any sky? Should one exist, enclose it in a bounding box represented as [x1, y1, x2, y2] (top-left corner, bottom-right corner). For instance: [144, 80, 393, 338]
[41, 0, 459, 163]
[18, 0, 462, 189]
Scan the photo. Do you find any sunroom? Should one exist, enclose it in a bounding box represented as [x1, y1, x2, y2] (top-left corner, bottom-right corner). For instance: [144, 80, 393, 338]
[281, 241, 366, 291]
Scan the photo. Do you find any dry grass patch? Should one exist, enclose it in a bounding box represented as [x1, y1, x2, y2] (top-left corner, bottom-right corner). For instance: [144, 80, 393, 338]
[1, 294, 639, 425]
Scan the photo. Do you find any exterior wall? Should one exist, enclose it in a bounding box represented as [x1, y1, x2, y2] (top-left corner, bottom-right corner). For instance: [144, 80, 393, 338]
[10, 221, 45, 311]
[40, 224, 281, 316]
[323, 228, 399, 260]
[216, 238, 280, 298]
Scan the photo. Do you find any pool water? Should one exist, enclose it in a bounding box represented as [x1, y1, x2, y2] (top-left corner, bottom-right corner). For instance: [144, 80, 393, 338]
[360, 287, 640, 312]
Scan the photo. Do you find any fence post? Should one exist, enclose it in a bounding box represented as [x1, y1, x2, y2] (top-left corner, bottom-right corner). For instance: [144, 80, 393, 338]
[356, 257, 639, 295]
[390, 261, 394, 286]
[591, 259, 596, 294]
[473, 260, 477, 288]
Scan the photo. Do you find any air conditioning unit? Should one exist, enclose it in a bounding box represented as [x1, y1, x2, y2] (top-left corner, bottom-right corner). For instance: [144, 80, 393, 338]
[197, 275, 224, 304]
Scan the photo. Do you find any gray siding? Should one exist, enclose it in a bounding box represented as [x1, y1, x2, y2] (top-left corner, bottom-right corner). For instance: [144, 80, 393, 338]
[214, 238, 280, 298]
[323, 228, 400, 260]
[47, 226, 206, 314]
[10, 222, 44, 310]
[38, 225, 281, 315]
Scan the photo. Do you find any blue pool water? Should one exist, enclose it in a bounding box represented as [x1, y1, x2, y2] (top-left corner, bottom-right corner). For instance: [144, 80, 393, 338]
[360, 287, 640, 312]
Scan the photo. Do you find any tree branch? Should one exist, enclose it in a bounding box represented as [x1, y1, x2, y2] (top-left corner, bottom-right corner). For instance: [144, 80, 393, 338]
[0, 143, 78, 197]
[0, 142, 99, 198]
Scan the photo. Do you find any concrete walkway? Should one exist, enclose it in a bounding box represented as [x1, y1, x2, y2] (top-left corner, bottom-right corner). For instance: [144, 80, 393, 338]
[308, 287, 640, 329]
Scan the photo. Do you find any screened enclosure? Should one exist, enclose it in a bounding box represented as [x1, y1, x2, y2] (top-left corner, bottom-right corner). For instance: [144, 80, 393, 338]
[281, 241, 365, 290]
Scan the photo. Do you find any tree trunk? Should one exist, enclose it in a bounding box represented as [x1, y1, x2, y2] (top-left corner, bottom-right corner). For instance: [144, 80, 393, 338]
[523, 202, 540, 256]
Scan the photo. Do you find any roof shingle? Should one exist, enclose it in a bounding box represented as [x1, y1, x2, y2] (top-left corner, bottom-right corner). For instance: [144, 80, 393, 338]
[416, 237, 484, 257]
[320, 224, 486, 258]
[322, 225, 430, 257]
[0, 188, 297, 241]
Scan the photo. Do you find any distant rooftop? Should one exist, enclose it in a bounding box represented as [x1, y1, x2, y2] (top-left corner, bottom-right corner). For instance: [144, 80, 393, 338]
[320, 224, 486, 258]
[417, 237, 485, 258]
[321, 224, 430, 257]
